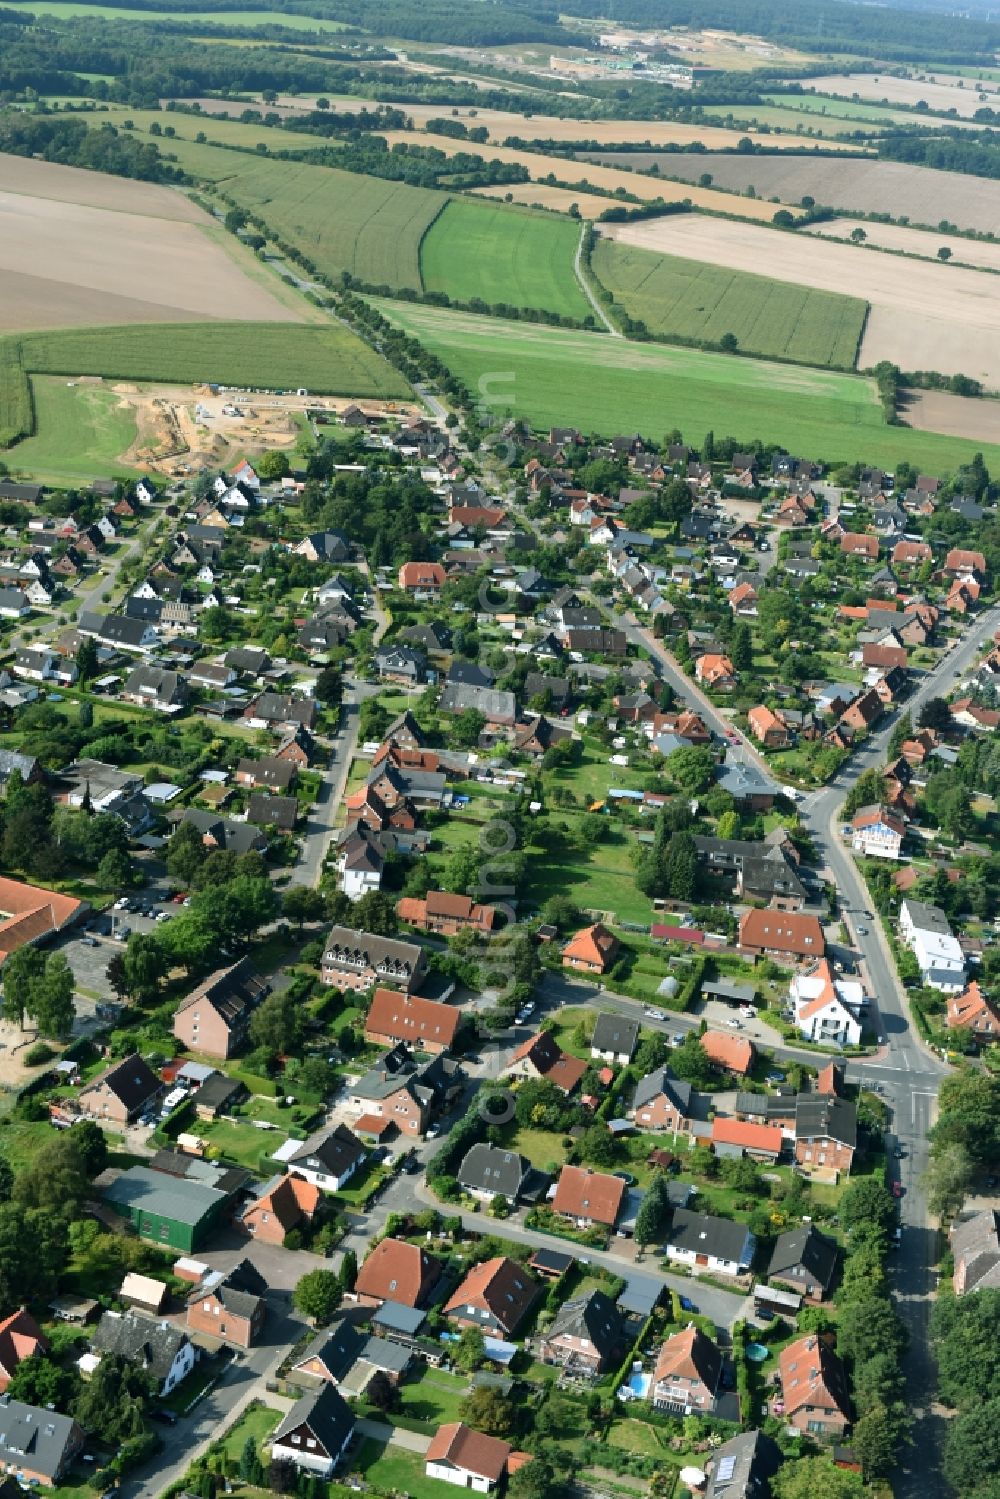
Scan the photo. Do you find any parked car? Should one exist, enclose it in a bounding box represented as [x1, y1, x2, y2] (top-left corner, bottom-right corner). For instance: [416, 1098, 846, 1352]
[892, 1181, 903, 1198]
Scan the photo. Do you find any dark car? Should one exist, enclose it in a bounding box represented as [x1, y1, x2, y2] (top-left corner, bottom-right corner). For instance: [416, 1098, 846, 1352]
[401, 1155, 421, 1175]
[151, 1409, 178, 1426]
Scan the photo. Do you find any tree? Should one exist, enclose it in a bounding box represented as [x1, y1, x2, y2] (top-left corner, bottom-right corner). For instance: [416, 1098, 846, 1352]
[920, 696, 952, 733]
[923, 1140, 975, 1219]
[239, 1436, 264, 1486]
[669, 1032, 715, 1089]
[939, 245, 953, 260]
[1, 945, 45, 1028]
[843, 769, 888, 818]
[72, 1120, 108, 1178]
[268, 1460, 297, 1495]
[365, 1370, 400, 1414]
[32, 953, 74, 1039]
[7, 1352, 77, 1411]
[943, 1398, 1000, 1494]
[850, 226, 867, 243]
[634, 1174, 670, 1250]
[716, 810, 740, 840]
[932, 1069, 1000, 1164]
[121, 933, 167, 1003]
[166, 820, 205, 885]
[731, 622, 753, 673]
[840, 1176, 897, 1235]
[256, 450, 289, 481]
[451, 708, 486, 748]
[292, 1269, 341, 1325]
[97, 847, 132, 890]
[251, 989, 304, 1056]
[458, 1385, 515, 1437]
[852, 1402, 898, 1479]
[75, 635, 99, 684]
[452, 1325, 486, 1372]
[773, 1458, 864, 1499]
[338, 1249, 357, 1292]
[719, 332, 739, 353]
[73, 1353, 153, 1443]
[508, 1459, 557, 1499]
[931, 1289, 1000, 1409]
[581, 1123, 617, 1168]
[665, 746, 715, 795]
[314, 665, 341, 707]
[282, 885, 327, 930]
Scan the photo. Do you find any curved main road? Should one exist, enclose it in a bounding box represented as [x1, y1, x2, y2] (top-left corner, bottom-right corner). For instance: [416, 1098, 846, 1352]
[618, 603, 1000, 1499]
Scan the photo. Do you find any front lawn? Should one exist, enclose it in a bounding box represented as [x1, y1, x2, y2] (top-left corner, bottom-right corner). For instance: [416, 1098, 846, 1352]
[221, 1403, 281, 1462]
[353, 1438, 445, 1499]
[396, 1365, 469, 1427]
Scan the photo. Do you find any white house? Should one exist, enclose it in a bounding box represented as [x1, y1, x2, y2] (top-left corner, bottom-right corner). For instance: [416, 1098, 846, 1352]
[662, 1209, 756, 1277]
[590, 1013, 639, 1065]
[851, 804, 905, 859]
[336, 830, 384, 900]
[425, 1423, 512, 1494]
[270, 1385, 355, 1477]
[0, 587, 30, 619]
[277, 1124, 366, 1194]
[899, 898, 967, 992]
[13, 648, 75, 685]
[90, 1311, 196, 1396]
[95, 515, 118, 542]
[790, 960, 863, 1049]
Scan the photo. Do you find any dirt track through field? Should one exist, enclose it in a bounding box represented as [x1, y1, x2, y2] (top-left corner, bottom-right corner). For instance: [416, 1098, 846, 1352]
[603, 216, 1000, 387]
[0, 188, 301, 332]
[598, 152, 1000, 235]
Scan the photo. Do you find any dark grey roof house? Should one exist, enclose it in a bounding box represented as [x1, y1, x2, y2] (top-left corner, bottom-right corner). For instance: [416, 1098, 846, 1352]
[591, 1013, 640, 1064]
[0, 1397, 82, 1484]
[705, 1429, 783, 1499]
[767, 1224, 838, 1301]
[91, 1310, 195, 1394]
[271, 1383, 355, 1476]
[458, 1144, 538, 1202]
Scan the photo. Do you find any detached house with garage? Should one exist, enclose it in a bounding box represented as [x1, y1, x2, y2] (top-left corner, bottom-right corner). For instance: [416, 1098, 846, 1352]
[457, 1145, 537, 1206]
[280, 1125, 367, 1195]
[78, 1052, 160, 1124]
[632, 1067, 694, 1134]
[0, 1398, 83, 1487]
[591, 1013, 639, 1065]
[364, 988, 459, 1054]
[425, 1423, 516, 1494]
[794, 1096, 857, 1177]
[778, 1335, 851, 1438]
[552, 1165, 626, 1230]
[538, 1289, 627, 1377]
[91, 1311, 196, 1397]
[270, 1384, 355, 1478]
[663, 1209, 756, 1277]
[443, 1256, 541, 1338]
[562, 922, 619, 974]
[738, 908, 824, 962]
[767, 1225, 839, 1303]
[504, 1030, 587, 1094]
[651, 1326, 723, 1415]
[185, 1259, 268, 1348]
[947, 980, 1000, 1046]
[353, 1238, 442, 1311]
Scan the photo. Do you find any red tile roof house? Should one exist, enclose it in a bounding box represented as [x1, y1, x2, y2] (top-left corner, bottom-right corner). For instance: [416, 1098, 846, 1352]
[364, 987, 460, 1055]
[839, 688, 883, 733]
[651, 1326, 723, 1415]
[397, 562, 446, 595]
[562, 922, 619, 974]
[242, 1175, 320, 1246]
[892, 539, 933, 568]
[695, 653, 738, 690]
[777, 1335, 851, 1438]
[839, 532, 879, 560]
[711, 1117, 783, 1163]
[700, 1030, 755, 1077]
[396, 891, 498, 937]
[947, 980, 1000, 1046]
[850, 804, 905, 860]
[862, 642, 908, 673]
[552, 1164, 626, 1229]
[443, 1256, 541, 1337]
[0, 1310, 48, 1391]
[351, 1238, 443, 1310]
[425, 1422, 518, 1493]
[505, 1030, 587, 1094]
[747, 705, 790, 749]
[945, 547, 987, 579]
[738, 908, 825, 962]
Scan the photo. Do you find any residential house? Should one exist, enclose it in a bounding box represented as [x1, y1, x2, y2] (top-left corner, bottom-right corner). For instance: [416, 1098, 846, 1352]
[242, 692, 317, 733]
[347, 1045, 463, 1138]
[353, 1238, 442, 1310]
[172, 958, 268, 1059]
[591, 1013, 639, 1065]
[562, 922, 619, 974]
[704, 1431, 783, 1499]
[767, 1225, 838, 1302]
[952, 1209, 1000, 1294]
[373, 646, 426, 687]
[246, 792, 297, 832]
[335, 828, 385, 899]
[632, 1067, 694, 1134]
[121, 665, 189, 713]
[0, 1311, 47, 1392]
[695, 654, 737, 690]
[321, 926, 427, 993]
[0, 588, 29, 620]
[364, 988, 459, 1054]
[700, 1031, 754, 1077]
[850, 804, 905, 859]
[457, 1145, 535, 1205]
[0, 1398, 83, 1486]
[738, 908, 825, 962]
[439, 683, 517, 730]
[778, 1336, 851, 1438]
[651, 1326, 723, 1414]
[537, 1291, 627, 1377]
[294, 532, 350, 564]
[899, 898, 966, 992]
[716, 756, 779, 812]
[552, 1165, 626, 1229]
[790, 960, 863, 1049]
[13, 649, 74, 685]
[78, 1053, 160, 1124]
[505, 1030, 587, 1094]
[840, 532, 879, 560]
[242, 1175, 320, 1246]
[663, 1209, 756, 1276]
[185, 1260, 268, 1348]
[946, 980, 1000, 1046]
[395, 891, 497, 938]
[283, 1125, 367, 1194]
[91, 1311, 196, 1396]
[270, 1384, 355, 1478]
[398, 562, 445, 595]
[944, 548, 987, 580]
[444, 1256, 540, 1337]
[839, 688, 883, 734]
[710, 1118, 782, 1164]
[425, 1423, 513, 1494]
[694, 832, 805, 910]
[747, 705, 790, 749]
[512, 714, 572, 760]
[794, 1096, 857, 1177]
[289, 1320, 412, 1390]
[235, 758, 297, 794]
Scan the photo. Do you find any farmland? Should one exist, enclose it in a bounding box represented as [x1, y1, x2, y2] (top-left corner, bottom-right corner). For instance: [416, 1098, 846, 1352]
[805, 216, 1000, 270]
[806, 71, 1000, 118]
[592, 238, 866, 369]
[600, 152, 1000, 236]
[0, 322, 409, 451]
[208, 157, 445, 291]
[472, 183, 621, 218]
[5, 377, 139, 484]
[602, 216, 1000, 389]
[17, 1, 349, 25]
[420, 199, 591, 320]
[374, 300, 1000, 471]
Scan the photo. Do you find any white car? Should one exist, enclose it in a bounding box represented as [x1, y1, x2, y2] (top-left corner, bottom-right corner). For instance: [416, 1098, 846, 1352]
[644, 1007, 665, 1020]
[113, 897, 130, 911]
[739, 1005, 757, 1018]
[726, 1018, 743, 1030]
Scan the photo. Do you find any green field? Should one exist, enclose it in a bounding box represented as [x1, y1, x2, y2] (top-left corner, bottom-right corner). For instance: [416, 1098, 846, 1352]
[203, 157, 445, 291]
[9, 377, 139, 483]
[105, 107, 335, 154]
[19, 1, 348, 25]
[420, 198, 592, 320]
[0, 321, 409, 463]
[592, 239, 866, 370]
[375, 299, 1000, 471]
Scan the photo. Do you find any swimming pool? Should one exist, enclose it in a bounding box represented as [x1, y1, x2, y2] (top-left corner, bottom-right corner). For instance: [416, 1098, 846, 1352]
[746, 1343, 769, 1363]
[620, 1371, 651, 1399]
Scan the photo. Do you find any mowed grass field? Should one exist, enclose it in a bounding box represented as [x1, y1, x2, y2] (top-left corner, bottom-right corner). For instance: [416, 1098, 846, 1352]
[7, 377, 139, 482]
[208, 158, 445, 290]
[0, 322, 408, 450]
[592, 238, 866, 369]
[420, 199, 591, 320]
[374, 300, 1000, 471]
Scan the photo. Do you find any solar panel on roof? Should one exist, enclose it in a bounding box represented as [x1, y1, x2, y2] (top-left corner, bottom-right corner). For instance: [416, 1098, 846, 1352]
[717, 1456, 736, 1481]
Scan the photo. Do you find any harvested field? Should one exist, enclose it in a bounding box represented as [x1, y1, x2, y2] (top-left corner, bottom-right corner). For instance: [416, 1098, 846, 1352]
[595, 153, 1000, 236]
[374, 300, 1000, 472]
[806, 72, 1000, 119]
[754, 93, 988, 133]
[420, 199, 590, 320]
[373, 132, 799, 222]
[805, 217, 1000, 271]
[0, 149, 203, 218]
[902, 389, 1000, 444]
[592, 239, 866, 368]
[602, 216, 1000, 387]
[472, 183, 619, 218]
[0, 158, 302, 333]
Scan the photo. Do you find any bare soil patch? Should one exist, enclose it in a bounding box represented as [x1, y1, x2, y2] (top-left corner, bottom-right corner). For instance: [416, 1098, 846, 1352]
[806, 72, 1000, 119]
[602, 152, 1000, 236]
[0, 149, 205, 220]
[804, 217, 1000, 272]
[603, 216, 1000, 386]
[902, 388, 1000, 443]
[0, 188, 301, 332]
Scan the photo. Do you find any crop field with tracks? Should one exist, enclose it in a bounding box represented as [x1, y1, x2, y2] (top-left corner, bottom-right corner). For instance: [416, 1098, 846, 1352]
[420, 199, 591, 319]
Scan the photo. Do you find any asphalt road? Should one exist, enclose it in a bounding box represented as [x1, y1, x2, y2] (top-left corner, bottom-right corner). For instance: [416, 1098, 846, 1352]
[625, 602, 1000, 1497]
